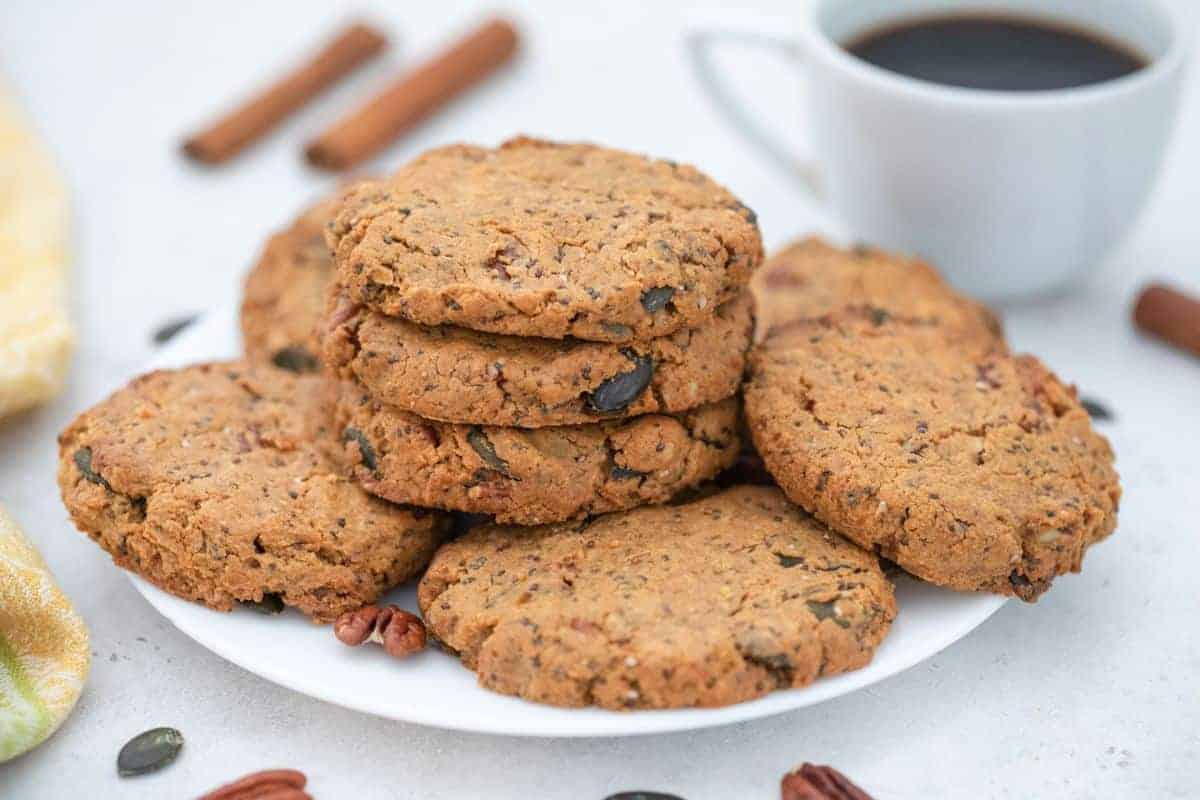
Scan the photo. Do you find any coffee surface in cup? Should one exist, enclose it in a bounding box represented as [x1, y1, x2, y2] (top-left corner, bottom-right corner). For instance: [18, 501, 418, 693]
[846, 15, 1147, 92]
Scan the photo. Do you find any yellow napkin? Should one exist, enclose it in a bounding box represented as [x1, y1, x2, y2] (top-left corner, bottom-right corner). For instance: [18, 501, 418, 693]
[0, 77, 74, 420]
[0, 504, 89, 762]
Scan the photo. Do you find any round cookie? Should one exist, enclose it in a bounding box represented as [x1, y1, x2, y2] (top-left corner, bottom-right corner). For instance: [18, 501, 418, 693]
[328, 137, 763, 342]
[322, 288, 754, 427]
[240, 194, 340, 372]
[751, 237, 1004, 350]
[418, 485, 897, 709]
[745, 309, 1121, 601]
[57, 361, 448, 623]
[329, 379, 741, 525]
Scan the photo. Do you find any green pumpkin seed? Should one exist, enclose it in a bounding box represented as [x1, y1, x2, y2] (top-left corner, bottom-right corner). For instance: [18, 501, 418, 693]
[585, 350, 654, 414]
[807, 600, 850, 628]
[117, 727, 183, 777]
[343, 427, 378, 473]
[74, 447, 114, 492]
[271, 346, 319, 373]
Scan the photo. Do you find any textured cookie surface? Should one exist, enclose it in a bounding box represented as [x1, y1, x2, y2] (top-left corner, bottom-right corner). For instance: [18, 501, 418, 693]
[57, 362, 447, 622]
[751, 238, 1003, 350]
[418, 486, 896, 709]
[330, 380, 741, 524]
[328, 137, 762, 342]
[746, 310, 1120, 600]
[240, 194, 340, 372]
[323, 289, 753, 427]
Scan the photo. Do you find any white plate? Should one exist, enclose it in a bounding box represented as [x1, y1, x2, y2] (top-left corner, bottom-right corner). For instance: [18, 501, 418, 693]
[129, 304, 1007, 738]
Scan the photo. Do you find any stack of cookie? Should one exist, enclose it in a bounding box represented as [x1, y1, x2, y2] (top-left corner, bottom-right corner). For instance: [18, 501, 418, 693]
[316, 138, 761, 524]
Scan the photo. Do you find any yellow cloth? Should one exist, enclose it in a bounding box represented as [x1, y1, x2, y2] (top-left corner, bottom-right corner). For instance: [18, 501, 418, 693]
[0, 77, 74, 420]
[0, 504, 89, 761]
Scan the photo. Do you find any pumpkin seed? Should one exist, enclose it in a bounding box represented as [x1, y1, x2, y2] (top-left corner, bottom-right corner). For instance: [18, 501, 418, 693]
[151, 315, 198, 346]
[586, 351, 654, 414]
[467, 428, 511, 475]
[74, 448, 114, 492]
[611, 466, 644, 480]
[117, 727, 183, 777]
[775, 553, 804, 568]
[605, 793, 686, 800]
[601, 322, 633, 339]
[639, 286, 675, 314]
[271, 346, 319, 373]
[343, 427, 378, 473]
[1080, 396, 1113, 421]
[807, 600, 849, 628]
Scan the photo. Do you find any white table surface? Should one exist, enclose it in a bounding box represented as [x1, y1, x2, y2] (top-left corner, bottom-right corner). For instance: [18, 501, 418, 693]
[1, 2, 1198, 797]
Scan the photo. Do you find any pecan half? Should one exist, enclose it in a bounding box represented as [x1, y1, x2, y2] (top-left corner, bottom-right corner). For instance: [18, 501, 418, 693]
[781, 763, 874, 800]
[196, 768, 308, 800]
[334, 604, 426, 658]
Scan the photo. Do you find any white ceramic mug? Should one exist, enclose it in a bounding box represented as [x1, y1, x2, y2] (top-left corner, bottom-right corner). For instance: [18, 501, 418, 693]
[687, 0, 1190, 300]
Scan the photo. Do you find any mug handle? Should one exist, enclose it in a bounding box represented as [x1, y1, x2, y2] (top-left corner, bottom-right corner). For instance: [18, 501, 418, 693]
[684, 19, 823, 203]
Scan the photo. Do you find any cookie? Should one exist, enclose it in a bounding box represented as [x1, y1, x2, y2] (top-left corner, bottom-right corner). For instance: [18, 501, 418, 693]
[322, 288, 754, 427]
[745, 310, 1120, 600]
[751, 238, 1004, 349]
[328, 137, 762, 342]
[418, 485, 896, 709]
[57, 362, 448, 622]
[329, 379, 741, 524]
[240, 194, 339, 372]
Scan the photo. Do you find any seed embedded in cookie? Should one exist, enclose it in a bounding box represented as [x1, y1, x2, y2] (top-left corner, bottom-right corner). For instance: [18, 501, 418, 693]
[326, 137, 763, 342]
[328, 378, 742, 525]
[745, 309, 1120, 600]
[418, 485, 897, 710]
[57, 361, 448, 623]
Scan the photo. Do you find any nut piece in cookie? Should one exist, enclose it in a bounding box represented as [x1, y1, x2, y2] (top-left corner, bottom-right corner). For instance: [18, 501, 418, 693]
[327, 137, 763, 342]
[418, 486, 896, 709]
[329, 379, 742, 525]
[746, 310, 1120, 600]
[57, 361, 448, 623]
[751, 237, 1004, 349]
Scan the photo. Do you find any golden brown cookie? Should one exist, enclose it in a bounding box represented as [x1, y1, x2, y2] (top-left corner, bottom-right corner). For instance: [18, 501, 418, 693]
[418, 485, 896, 709]
[745, 310, 1120, 600]
[328, 137, 763, 342]
[240, 194, 340, 372]
[57, 362, 448, 623]
[751, 238, 1004, 349]
[329, 379, 741, 525]
[322, 288, 754, 427]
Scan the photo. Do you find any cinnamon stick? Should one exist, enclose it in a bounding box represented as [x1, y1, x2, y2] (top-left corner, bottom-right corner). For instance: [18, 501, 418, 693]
[1134, 282, 1200, 359]
[305, 18, 519, 171]
[183, 22, 388, 165]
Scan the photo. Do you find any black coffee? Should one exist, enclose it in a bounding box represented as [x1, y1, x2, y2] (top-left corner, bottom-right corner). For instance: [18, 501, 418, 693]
[845, 15, 1147, 92]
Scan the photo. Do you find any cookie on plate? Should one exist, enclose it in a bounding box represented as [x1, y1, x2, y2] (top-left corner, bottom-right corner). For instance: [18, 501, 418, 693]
[418, 485, 896, 709]
[329, 379, 741, 524]
[240, 194, 340, 372]
[322, 288, 754, 427]
[57, 362, 448, 623]
[328, 137, 763, 342]
[751, 238, 1004, 350]
[745, 309, 1120, 600]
